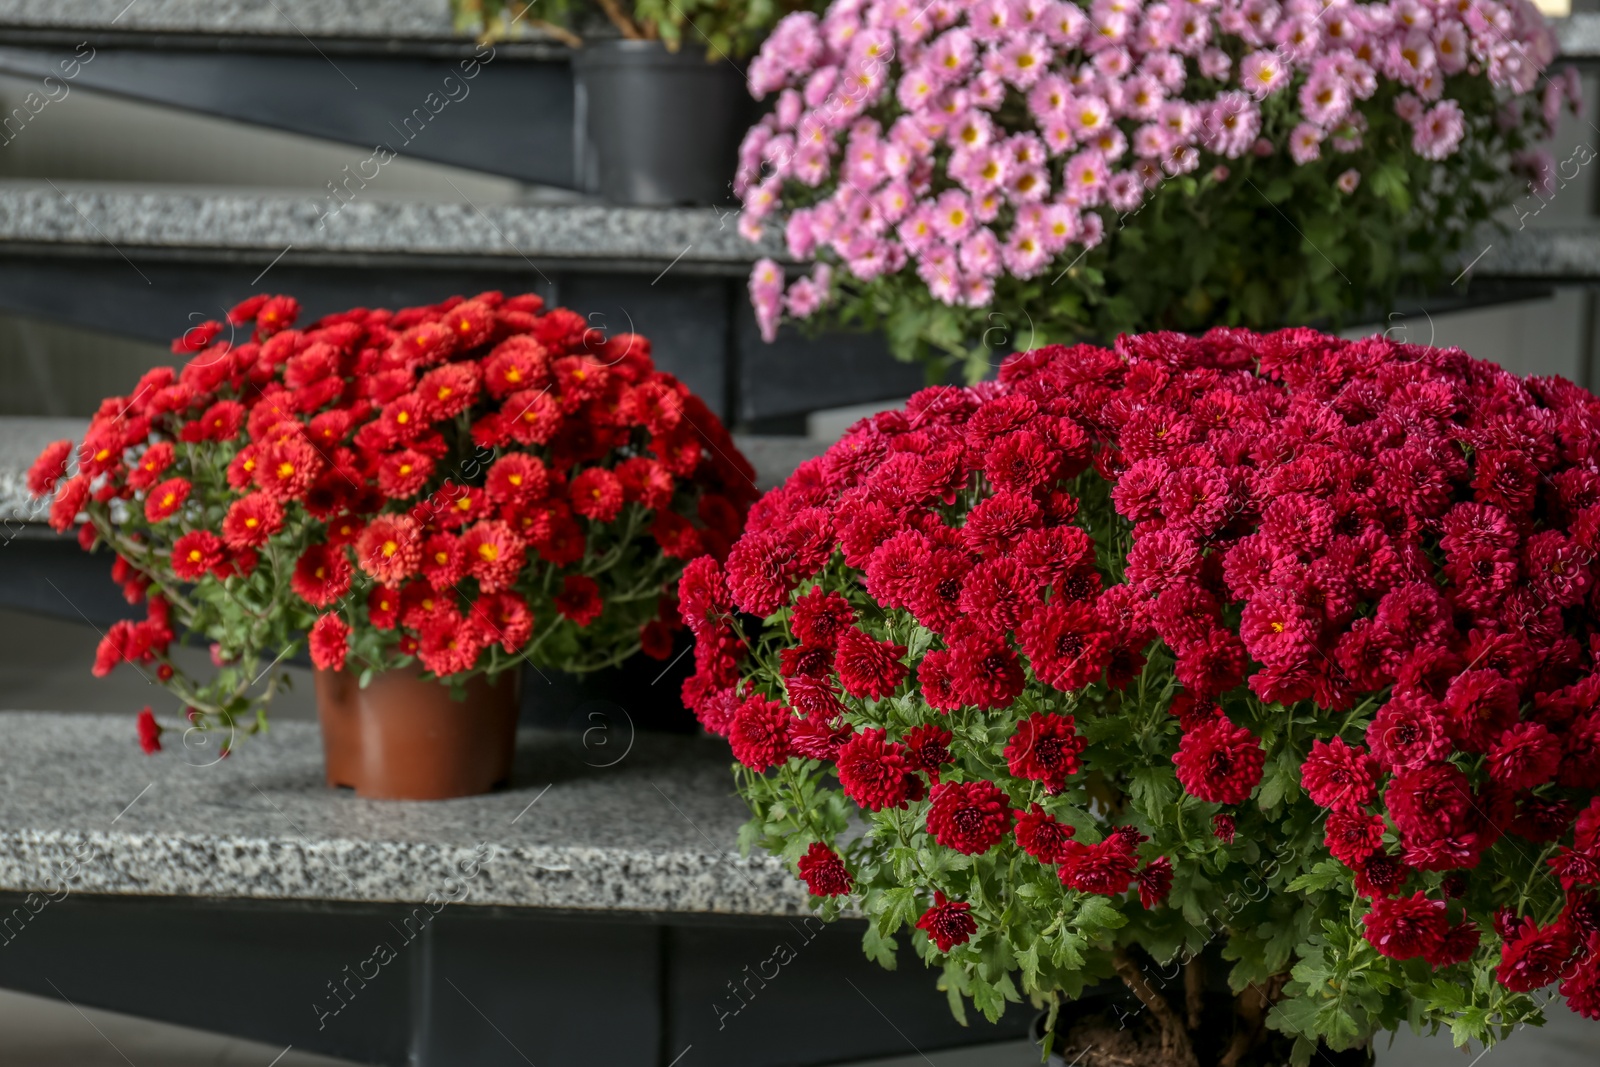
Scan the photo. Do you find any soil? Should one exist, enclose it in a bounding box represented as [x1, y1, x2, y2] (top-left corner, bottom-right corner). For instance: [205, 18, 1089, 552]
[1046, 1002, 1372, 1067]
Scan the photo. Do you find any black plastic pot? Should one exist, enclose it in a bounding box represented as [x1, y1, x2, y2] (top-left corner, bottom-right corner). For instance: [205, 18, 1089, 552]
[572, 39, 752, 206]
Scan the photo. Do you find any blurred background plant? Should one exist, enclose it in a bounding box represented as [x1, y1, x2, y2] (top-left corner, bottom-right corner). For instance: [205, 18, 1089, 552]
[452, 0, 826, 59]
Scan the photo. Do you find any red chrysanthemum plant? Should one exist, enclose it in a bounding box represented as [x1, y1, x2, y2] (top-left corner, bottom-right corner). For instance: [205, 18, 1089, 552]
[682, 329, 1600, 1066]
[30, 291, 755, 754]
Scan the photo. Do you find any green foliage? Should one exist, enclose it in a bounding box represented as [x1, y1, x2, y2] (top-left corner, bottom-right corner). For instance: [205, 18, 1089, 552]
[453, 0, 824, 58]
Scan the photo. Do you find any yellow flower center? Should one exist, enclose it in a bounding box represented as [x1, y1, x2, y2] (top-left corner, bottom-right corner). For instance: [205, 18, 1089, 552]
[382, 540, 398, 557]
[478, 543, 499, 563]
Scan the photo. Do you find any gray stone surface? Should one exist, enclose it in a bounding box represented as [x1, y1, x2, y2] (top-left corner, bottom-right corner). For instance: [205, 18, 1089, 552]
[0, 416, 81, 524]
[1477, 226, 1600, 282]
[0, 0, 458, 38]
[0, 183, 785, 268]
[732, 434, 827, 489]
[1556, 13, 1600, 59]
[0, 710, 808, 914]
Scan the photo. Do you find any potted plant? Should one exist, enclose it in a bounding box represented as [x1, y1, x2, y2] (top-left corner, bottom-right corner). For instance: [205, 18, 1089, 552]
[454, 0, 826, 205]
[29, 290, 756, 799]
[735, 0, 1576, 381]
[679, 328, 1600, 1065]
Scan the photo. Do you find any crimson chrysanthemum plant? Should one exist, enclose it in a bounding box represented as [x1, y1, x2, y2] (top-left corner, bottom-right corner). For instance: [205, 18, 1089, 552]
[29, 291, 755, 752]
[680, 328, 1600, 1065]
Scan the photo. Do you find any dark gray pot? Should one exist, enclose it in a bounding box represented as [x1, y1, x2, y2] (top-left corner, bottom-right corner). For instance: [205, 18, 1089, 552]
[572, 39, 751, 206]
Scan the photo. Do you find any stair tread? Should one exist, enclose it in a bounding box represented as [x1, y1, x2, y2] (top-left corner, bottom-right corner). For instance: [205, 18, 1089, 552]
[0, 0, 461, 40]
[0, 710, 810, 914]
[0, 182, 784, 266]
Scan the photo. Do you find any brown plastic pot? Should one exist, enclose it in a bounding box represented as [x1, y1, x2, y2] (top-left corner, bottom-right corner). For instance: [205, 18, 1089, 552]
[313, 664, 519, 800]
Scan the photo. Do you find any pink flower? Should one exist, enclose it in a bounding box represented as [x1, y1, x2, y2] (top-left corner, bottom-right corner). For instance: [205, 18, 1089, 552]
[931, 189, 978, 242]
[1336, 168, 1361, 193]
[1205, 91, 1261, 157]
[1289, 122, 1324, 164]
[1239, 50, 1288, 98]
[1412, 100, 1465, 161]
[1063, 148, 1110, 205]
[1300, 69, 1352, 127]
[750, 258, 784, 342]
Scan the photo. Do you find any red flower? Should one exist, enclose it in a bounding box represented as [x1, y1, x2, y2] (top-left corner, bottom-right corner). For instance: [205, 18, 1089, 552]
[368, 585, 402, 630]
[917, 649, 962, 711]
[639, 619, 675, 660]
[171, 531, 225, 581]
[1496, 920, 1576, 992]
[1354, 853, 1409, 899]
[127, 443, 175, 492]
[27, 439, 73, 497]
[729, 694, 792, 771]
[1362, 891, 1447, 960]
[254, 437, 322, 501]
[926, 779, 1013, 855]
[1212, 813, 1236, 843]
[948, 632, 1025, 709]
[355, 514, 423, 584]
[136, 707, 162, 755]
[460, 520, 526, 594]
[1137, 856, 1174, 908]
[571, 468, 625, 523]
[255, 295, 300, 334]
[915, 892, 977, 952]
[1443, 669, 1520, 753]
[421, 532, 467, 588]
[377, 449, 434, 499]
[796, 842, 852, 897]
[292, 543, 353, 608]
[962, 490, 1042, 556]
[504, 388, 561, 445]
[790, 586, 855, 648]
[835, 728, 917, 811]
[486, 453, 550, 508]
[1366, 695, 1450, 773]
[418, 362, 480, 419]
[222, 493, 285, 550]
[484, 336, 549, 396]
[835, 626, 908, 700]
[144, 477, 192, 523]
[418, 611, 484, 676]
[1172, 718, 1264, 804]
[1385, 764, 1477, 843]
[1004, 712, 1086, 793]
[1488, 722, 1561, 790]
[904, 723, 954, 783]
[555, 574, 604, 627]
[1059, 835, 1138, 895]
[48, 475, 89, 533]
[1019, 600, 1112, 693]
[1301, 737, 1380, 812]
[309, 612, 350, 671]
[1325, 810, 1386, 866]
[1015, 804, 1077, 863]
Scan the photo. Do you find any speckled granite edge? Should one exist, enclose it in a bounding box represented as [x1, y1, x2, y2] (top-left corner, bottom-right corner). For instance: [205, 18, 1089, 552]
[0, 187, 786, 264]
[0, 417, 84, 524]
[1475, 227, 1600, 281]
[0, 0, 459, 38]
[1556, 13, 1600, 59]
[0, 829, 810, 915]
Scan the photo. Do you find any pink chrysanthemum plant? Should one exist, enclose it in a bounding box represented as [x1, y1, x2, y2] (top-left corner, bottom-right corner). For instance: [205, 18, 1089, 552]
[682, 327, 1600, 1065]
[737, 0, 1574, 381]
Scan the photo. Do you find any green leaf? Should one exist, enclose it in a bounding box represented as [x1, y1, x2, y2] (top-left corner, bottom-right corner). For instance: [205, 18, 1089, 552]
[862, 925, 898, 970]
[879, 887, 920, 936]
